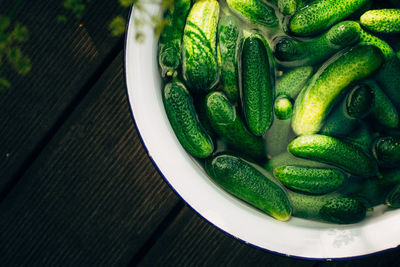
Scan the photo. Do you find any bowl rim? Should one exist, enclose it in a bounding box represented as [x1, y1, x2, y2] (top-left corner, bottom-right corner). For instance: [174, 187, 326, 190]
[123, 4, 400, 260]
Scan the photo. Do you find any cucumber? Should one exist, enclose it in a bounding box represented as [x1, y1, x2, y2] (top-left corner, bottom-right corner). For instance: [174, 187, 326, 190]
[376, 57, 400, 111]
[242, 33, 274, 136]
[275, 21, 361, 66]
[205, 153, 292, 221]
[182, 0, 220, 93]
[271, 0, 307, 16]
[274, 166, 346, 194]
[205, 91, 266, 160]
[291, 45, 383, 135]
[289, 0, 370, 36]
[163, 81, 214, 158]
[365, 80, 399, 129]
[360, 9, 400, 33]
[372, 136, 400, 169]
[288, 191, 366, 224]
[275, 66, 313, 100]
[380, 168, 400, 187]
[288, 134, 378, 176]
[265, 151, 335, 172]
[158, 0, 191, 78]
[320, 84, 373, 137]
[226, 0, 278, 28]
[386, 183, 400, 208]
[218, 15, 241, 102]
[274, 96, 293, 120]
[344, 122, 375, 151]
[346, 84, 375, 119]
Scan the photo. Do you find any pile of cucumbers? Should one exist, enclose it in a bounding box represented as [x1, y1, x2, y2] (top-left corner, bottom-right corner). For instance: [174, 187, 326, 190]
[158, 0, 400, 224]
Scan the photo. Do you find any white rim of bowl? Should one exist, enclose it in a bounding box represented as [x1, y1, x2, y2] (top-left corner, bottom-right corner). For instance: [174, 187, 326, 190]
[124, 4, 400, 260]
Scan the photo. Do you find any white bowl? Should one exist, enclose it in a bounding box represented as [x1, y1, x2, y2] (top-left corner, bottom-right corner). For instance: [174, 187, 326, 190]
[124, 4, 400, 260]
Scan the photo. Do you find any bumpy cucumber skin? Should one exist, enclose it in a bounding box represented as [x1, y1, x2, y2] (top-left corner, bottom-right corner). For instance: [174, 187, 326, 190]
[205, 154, 292, 221]
[205, 92, 266, 160]
[163, 81, 214, 158]
[271, 0, 305, 15]
[288, 191, 366, 224]
[274, 97, 293, 120]
[242, 34, 274, 136]
[289, 0, 369, 36]
[386, 183, 400, 208]
[275, 66, 313, 99]
[361, 9, 400, 33]
[158, 0, 191, 78]
[291, 45, 383, 135]
[288, 134, 378, 177]
[365, 80, 399, 128]
[373, 136, 400, 169]
[275, 21, 361, 65]
[226, 0, 278, 28]
[218, 16, 240, 102]
[274, 166, 346, 194]
[182, 0, 220, 93]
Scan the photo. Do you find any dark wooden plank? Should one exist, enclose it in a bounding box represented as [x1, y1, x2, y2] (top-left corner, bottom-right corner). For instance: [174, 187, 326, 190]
[0, 52, 180, 266]
[138, 206, 317, 267]
[0, 0, 124, 195]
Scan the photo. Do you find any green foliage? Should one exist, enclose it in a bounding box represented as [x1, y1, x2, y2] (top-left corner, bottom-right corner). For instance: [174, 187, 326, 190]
[0, 15, 31, 91]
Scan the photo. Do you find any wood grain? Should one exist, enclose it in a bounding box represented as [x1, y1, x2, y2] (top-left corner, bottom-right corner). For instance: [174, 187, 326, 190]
[0, 53, 180, 266]
[138, 206, 317, 267]
[0, 0, 124, 195]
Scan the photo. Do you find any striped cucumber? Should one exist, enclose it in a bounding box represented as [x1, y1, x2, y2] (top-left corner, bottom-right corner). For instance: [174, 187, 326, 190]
[242, 33, 274, 136]
[288, 191, 366, 224]
[163, 81, 214, 158]
[360, 9, 400, 34]
[288, 134, 378, 176]
[205, 153, 292, 221]
[274, 166, 347, 194]
[275, 66, 313, 100]
[226, 0, 278, 28]
[205, 91, 266, 160]
[291, 45, 383, 135]
[289, 0, 370, 36]
[182, 0, 220, 93]
[158, 0, 191, 78]
[373, 136, 400, 169]
[275, 21, 361, 66]
[218, 15, 241, 102]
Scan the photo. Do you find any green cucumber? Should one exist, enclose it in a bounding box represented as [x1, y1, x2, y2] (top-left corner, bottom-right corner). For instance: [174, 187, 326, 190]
[365, 80, 399, 129]
[275, 21, 361, 65]
[205, 91, 266, 160]
[274, 96, 293, 120]
[320, 84, 374, 137]
[205, 153, 292, 221]
[291, 45, 383, 135]
[288, 191, 366, 224]
[218, 15, 241, 102]
[242, 33, 274, 136]
[274, 166, 346, 194]
[226, 0, 278, 28]
[265, 152, 334, 172]
[163, 81, 214, 158]
[360, 9, 400, 33]
[344, 123, 375, 151]
[270, 0, 307, 16]
[289, 0, 370, 36]
[158, 0, 191, 78]
[182, 0, 220, 93]
[275, 66, 313, 100]
[373, 136, 400, 169]
[386, 182, 400, 208]
[288, 134, 378, 176]
[376, 57, 400, 111]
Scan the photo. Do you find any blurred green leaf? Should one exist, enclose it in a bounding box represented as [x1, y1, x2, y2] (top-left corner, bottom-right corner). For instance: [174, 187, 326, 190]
[0, 16, 10, 31]
[0, 77, 11, 91]
[9, 23, 29, 43]
[109, 16, 126, 36]
[14, 56, 31, 75]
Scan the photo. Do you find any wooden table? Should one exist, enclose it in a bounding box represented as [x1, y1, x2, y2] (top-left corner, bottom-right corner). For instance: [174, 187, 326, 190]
[1, 1, 400, 266]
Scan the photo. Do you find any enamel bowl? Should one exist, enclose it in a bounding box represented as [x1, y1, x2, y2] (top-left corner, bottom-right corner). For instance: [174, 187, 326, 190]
[124, 5, 400, 260]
